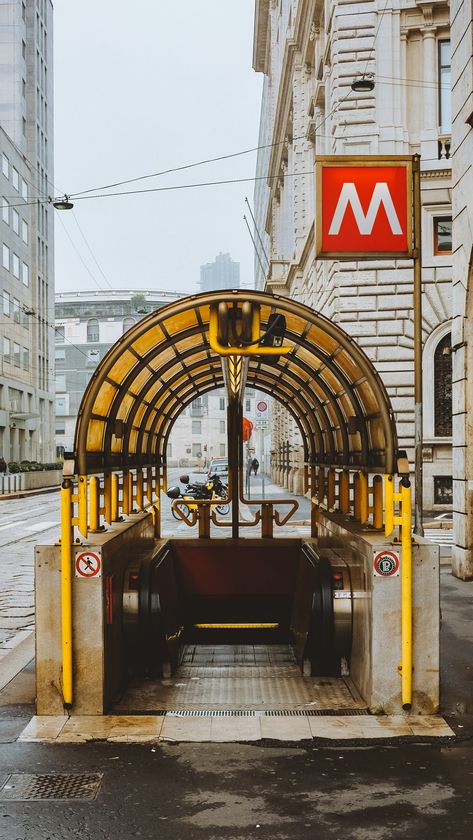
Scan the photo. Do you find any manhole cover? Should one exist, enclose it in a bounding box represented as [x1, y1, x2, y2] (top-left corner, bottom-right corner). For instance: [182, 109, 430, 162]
[0, 773, 102, 801]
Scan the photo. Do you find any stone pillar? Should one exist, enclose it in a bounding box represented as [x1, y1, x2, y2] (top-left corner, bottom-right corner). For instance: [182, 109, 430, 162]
[420, 27, 439, 163]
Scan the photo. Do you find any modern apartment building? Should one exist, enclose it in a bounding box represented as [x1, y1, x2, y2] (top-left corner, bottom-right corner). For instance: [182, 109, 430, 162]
[0, 0, 55, 463]
[199, 252, 240, 292]
[253, 0, 452, 511]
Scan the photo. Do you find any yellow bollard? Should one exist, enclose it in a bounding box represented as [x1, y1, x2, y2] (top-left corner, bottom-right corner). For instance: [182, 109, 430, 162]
[339, 470, 350, 515]
[103, 473, 112, 524]
[317, 468, 325, 505]
[384, 474, 395, 537]
[89, 476, 101, 532]
[136, 468, 144, 510]
[353, 473, 360, 520]
[122, 469, 130, 515]
[111, 473, 120, 521]
[400, 478, 413, 710]
[327, 468, 336, 510]
[372, 475, 383, 529]
[60, 479, 74, 708]
[152, 502, 161, 538]
[77, 475, 88, 538]
[359, 472, 369, 524]
[147, 467, 153, 504]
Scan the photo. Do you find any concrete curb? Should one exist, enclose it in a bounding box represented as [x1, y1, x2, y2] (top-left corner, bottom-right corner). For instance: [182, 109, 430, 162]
[0, 484, 61, 501]
[0, 631, 35, 692]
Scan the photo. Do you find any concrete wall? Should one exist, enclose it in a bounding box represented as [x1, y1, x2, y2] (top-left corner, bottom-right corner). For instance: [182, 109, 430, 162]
[318, 512, 440, 714]
[0, 468, 61, 494]
[36, 513, 155, 716]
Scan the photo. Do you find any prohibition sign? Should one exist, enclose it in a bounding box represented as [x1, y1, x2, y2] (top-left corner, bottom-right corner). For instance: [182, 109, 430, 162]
[257, 401, 268, 412]
[373, 549, 400, 577]
[75, 551, 102, 578]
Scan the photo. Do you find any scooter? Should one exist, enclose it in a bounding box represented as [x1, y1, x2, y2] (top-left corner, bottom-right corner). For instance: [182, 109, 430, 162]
[167, 473, 229, 520]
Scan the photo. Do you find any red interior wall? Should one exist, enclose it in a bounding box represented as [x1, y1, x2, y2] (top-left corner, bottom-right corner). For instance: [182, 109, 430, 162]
[171, 542, 300, 597]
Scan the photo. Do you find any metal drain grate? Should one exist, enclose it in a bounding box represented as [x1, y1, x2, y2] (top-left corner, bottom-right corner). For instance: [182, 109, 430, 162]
[0, 773, 103, 802]
[165, 708, 369, 718]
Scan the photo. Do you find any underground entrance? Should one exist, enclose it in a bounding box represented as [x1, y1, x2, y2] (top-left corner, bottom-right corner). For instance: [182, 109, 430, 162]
[35, 290, 440, 718]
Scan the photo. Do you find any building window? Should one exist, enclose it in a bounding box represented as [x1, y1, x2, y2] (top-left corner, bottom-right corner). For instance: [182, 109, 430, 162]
[122, 316, 134, 334]
[434, 476, 452, 505]
[12, 209, 19, 234]
[220, 420, 225, 434]
[438, 40, 451, 133]
[87, 318, 99, 342]
[2, 198, 8, 224]
[22, 262, 29, 286]
[167, 443, 172, 458]
[12, 168, 19, 191]
[13, 341, 20, 367]
[2, 243, 9, 269]
[55, 325, 65, 341]
[3, 337, 10, 364]
[219, 443, 226, 457]
[22, 346, 29, 370]
[55, 421, 66, 435]
[13, 298, 20, 324]
[21, 219, 28, 243]
[22, 39, 26, 60]
[192, 443, 202, 457]
[3, 290, 10, 317]
[219, 398, 225, 411]
[433, 217, 452, 255]
[55, 347, 66, 366]
[434, 333, 452, 436]
[21, 178, 27, 200]
[55, 374, 66, 391]
[86, 348, 100, 366]
[192, 420, 201, 434]
[56, 396, 68, 415]
[1, 154, 8, 178]
[12, 253, 20, 278]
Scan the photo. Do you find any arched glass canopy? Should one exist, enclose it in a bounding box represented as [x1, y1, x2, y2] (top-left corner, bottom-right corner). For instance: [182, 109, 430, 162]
[73, 290, 398, 476]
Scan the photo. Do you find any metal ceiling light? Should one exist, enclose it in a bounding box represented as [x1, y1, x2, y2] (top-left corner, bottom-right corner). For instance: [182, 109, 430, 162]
[52, 194, 74, 210]
[351, 75, 375, 92]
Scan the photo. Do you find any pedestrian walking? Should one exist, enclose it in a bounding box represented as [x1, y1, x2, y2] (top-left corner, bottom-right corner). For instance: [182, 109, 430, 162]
[251, 457, 259, 476]
[0, 456, 6, 474]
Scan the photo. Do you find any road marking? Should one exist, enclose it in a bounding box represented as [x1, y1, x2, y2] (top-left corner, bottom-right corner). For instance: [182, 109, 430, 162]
[24, 521, 59, 533]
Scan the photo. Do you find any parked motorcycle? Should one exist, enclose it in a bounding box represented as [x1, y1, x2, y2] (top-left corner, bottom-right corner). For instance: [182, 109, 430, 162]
[167, 473, 229, 520]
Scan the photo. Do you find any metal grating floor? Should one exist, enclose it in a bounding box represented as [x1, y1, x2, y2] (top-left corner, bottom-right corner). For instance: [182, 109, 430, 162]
[115, 645, 366, 713]
[0, 774, 102, 801]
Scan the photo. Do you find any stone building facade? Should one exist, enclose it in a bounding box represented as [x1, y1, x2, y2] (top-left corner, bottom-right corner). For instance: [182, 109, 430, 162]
[0, 0, 55, 463]
[253, 0, 453, 511]
[450, 0, 473, 578]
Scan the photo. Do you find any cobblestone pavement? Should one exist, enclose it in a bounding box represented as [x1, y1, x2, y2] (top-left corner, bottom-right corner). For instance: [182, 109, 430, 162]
[0, 472, 310, 657]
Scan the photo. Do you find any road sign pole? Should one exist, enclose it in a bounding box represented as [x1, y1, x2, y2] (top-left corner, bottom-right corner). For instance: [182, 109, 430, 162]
[413, 154, 423, 537]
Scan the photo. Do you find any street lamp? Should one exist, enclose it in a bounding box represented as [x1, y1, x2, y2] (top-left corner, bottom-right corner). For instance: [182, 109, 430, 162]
[51, 195, 74, 210]
[351, 75, 375, 92]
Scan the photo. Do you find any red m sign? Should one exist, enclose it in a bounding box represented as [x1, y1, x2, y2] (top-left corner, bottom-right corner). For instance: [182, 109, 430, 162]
[316, 156, 413, 259]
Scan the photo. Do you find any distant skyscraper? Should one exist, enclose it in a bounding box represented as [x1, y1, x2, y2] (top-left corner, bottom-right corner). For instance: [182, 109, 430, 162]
[199, 252, 240, 292]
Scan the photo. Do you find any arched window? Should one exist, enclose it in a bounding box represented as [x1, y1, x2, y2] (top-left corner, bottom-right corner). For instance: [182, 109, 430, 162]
[434, 332, 452, 437]
[87, 318, 99, 343]
[123, 317, 135, 334]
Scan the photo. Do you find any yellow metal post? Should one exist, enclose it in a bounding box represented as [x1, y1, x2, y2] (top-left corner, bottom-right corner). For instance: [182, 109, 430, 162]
[152, 502, 161, 538]
[327, 468, 336, 509]
[359, 471, 369, 524]
[103, 472, 112, 524]
[60, 479, 74, 708]
[317, 468, 325, 504]
[122, 469, 130, 515]
[339, 469, 350, 514]
[111, 473, 120, 521]
[147, 467, 153, 504]
[89, 476, 101, 532]
[77, 475, 88, 538]
[400, 478, 413, 710]
[353, 473, 360, 521]
[372, 474, 383, 529]
[384, 474, 395, 537]
[136, 468, 144, 510]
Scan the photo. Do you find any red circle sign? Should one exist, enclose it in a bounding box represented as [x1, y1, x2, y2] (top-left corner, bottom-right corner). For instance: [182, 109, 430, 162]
[257, 401, 268, 412]
[373, 550, 399, 577]
[75, 551, 101, 578]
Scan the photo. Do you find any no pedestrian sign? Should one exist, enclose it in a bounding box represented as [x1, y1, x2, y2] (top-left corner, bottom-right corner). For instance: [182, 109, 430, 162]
[75, 550, 102, 579]
[373, 549, 400, 577]
[257, 401, 268, 412]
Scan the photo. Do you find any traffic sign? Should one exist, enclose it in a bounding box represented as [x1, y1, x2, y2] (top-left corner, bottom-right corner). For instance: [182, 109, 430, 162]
[75, 550, 102, 578]
[316, 156, 413, 259]
[257, 400, 268, 412]
[373, 549, 400, 577]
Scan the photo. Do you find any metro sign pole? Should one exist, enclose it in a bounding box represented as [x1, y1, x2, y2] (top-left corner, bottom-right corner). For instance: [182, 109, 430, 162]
[315, 155, 423, 535]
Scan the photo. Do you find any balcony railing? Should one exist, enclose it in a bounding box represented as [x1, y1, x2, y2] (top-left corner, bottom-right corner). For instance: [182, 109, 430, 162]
[438, 134, 451, 160]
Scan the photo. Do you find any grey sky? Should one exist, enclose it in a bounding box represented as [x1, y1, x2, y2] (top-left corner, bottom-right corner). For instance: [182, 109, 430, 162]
[53, 0, 263, 294]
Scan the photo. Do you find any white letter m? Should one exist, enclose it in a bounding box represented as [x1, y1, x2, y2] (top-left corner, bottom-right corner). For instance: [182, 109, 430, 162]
[328, 182, 403, 236]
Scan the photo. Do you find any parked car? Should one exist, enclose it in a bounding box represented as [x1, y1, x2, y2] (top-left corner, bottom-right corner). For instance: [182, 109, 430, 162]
[207, 459, 228, 482]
